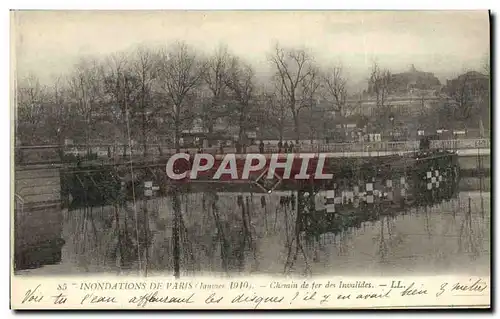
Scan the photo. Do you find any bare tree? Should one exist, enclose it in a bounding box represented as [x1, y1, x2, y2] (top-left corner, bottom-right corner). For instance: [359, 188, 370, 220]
[269, 43, 319, 143]
[46, 76, 72, 156]
[369, 61, 392, 109]
[319, 65, 351, 141]
[320, 65, 349, 117]
[130, 46, 159, 157]
[67, 58, 103, 154]
[263, 79, 289, 142]
[481, 53, 490, 77]
[446, 70, 488, 126]
[202, 45, 231, 136]
[102, 52, 140, 156]
[224, 56, 256, 150]
[156, 42, 206, 279]
[157, 41, 205, 152]
[16, 74, 47, 145]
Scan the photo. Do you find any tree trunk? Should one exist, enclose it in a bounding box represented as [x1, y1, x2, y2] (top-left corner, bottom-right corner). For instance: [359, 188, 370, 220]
[292, 111, 300, 144]
[122, 114, 128, 158]
[174, 126, 180, 153]
[86, 110, 92, 157]
[142, 111, 148, 158]
[309, 111, 314, 144]
[238, 109, 246, 153]
[207, 125, 214, 147]
[122, 118, 128, 158]
[141, 83, 148, 158]
[174, 119, 181, 153]
[172, 189, 181, 278]
[238, 126, 245, 154]
[174, 105, 181, 153]
[206, 100, 216, 147]
[58, 132, 65, 163]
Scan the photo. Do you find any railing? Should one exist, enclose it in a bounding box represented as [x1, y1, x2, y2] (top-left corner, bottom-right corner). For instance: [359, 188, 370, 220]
[14, 138, 491, 166]
[430, 139, 490, 150]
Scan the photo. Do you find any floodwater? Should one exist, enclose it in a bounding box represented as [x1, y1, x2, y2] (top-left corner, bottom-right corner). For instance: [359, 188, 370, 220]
[17, 190, 490, 277]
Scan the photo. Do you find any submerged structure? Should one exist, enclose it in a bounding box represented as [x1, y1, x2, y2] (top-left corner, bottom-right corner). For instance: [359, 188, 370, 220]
[14, 166, 65, 270]
[14, 138, 461, 273]
[60, 145, 460, 240]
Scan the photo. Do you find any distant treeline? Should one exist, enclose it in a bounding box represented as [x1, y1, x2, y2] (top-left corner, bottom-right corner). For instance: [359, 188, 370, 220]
[15, 42, 490, 153]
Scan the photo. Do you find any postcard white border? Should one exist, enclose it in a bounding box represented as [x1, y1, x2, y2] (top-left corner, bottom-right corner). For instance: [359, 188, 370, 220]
[4, 2, 498, 317]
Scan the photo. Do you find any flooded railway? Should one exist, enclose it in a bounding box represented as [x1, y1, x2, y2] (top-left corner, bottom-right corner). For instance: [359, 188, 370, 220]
[16, 190, 490, 277]
[14, 146, 491, 277]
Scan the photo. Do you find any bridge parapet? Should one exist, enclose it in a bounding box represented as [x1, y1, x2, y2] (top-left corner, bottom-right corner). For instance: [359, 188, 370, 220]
[13, 138, 491, 166]
[430, 139, 490, 150]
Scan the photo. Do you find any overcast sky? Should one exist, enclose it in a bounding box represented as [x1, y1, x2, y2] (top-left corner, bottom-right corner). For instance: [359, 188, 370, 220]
[12, 10, 490, 89]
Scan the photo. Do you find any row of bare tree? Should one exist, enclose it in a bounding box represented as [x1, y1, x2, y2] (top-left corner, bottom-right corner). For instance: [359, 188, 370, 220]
[15, 41, 490, 152]
[16, 41, 354, 152]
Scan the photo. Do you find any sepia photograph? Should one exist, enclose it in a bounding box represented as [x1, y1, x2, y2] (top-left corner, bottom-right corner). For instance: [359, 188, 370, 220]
[10, 10, 491, 309]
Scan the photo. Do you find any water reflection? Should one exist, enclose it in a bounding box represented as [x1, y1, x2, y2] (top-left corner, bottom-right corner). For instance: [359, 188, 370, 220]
[35, 190, 490, 277]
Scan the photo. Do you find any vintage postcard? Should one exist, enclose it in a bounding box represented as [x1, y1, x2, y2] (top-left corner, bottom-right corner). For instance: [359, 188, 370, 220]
[10, 10, 491, 309]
